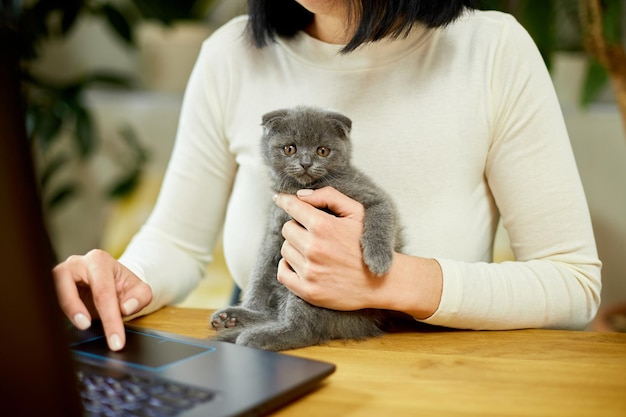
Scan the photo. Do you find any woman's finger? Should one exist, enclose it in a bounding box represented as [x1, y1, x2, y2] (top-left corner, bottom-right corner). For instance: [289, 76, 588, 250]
[82, 250, 127, 351]
[52, 257, 92, 330]
[280, 236, 306, 277]
[294, 187, 365, 220]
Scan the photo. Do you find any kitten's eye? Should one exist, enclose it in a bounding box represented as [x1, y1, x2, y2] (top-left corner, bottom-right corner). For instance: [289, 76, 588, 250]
[317, 147, 330, 157]
[283, 145, 297, 155]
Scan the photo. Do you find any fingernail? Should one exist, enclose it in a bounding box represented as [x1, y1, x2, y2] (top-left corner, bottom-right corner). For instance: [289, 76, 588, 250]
[73, 313, 91, 330]
[297, 189, 314, 197]
[122, 298, 139, 316]
[109, 334, 123, 351]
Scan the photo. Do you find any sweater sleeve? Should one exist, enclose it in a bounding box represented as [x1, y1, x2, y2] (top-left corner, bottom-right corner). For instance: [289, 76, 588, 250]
[421, 14, 601, 330]
[119, 37, 237, 317]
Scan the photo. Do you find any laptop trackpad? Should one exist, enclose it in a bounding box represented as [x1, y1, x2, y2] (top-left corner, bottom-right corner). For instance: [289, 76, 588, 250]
[72, 330, 215, 371]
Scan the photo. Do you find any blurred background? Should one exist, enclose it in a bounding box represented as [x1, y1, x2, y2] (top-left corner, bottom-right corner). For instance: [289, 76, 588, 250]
[8, 0, 626, 326]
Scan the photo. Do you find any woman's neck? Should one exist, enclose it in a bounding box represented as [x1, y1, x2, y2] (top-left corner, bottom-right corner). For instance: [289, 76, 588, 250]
[305, 11, 354, 45]
[306, 19, 347, 44]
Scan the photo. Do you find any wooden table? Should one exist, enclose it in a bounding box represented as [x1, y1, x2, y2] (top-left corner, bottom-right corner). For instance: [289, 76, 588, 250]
[130, 306, 626, 417]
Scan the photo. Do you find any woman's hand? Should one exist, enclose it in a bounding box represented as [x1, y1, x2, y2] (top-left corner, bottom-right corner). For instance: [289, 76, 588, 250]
[274, 186, 443, 318]
[52, 249, 152, 351]
[275, 187, 378, 311]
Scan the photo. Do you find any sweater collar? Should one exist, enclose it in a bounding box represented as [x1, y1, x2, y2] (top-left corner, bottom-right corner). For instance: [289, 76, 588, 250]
[276, 25, 433, 71]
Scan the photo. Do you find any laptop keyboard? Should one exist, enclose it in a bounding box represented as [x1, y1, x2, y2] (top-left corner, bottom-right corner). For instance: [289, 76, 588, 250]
[76, 364, 215, 416]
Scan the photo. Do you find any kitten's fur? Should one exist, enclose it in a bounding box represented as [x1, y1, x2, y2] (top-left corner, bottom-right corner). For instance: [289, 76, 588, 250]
[211, 106, 403, 351]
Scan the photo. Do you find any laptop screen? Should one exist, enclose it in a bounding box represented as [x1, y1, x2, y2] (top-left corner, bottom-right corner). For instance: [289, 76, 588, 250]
[0, 22, 83, 417]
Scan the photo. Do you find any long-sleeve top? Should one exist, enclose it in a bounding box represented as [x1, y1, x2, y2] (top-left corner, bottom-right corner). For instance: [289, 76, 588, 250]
[119, 10, 602, 330]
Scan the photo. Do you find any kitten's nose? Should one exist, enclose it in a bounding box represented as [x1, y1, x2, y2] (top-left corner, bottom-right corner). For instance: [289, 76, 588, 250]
[300, 155, 312, 170]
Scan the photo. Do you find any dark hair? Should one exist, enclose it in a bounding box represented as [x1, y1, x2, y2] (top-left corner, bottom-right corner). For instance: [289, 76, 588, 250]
[247, 0, 477, 53]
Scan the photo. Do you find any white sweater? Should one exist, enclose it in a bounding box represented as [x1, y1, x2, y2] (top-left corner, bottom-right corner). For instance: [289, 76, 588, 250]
[120, 10, 601, 329]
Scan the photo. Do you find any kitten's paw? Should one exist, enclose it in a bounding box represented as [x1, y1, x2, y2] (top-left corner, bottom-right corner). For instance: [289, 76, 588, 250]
[210, 306, 271, 331]
[210, 309, 239, 330]
[213, 312, 237, 329]
[363, 246, 394, 276]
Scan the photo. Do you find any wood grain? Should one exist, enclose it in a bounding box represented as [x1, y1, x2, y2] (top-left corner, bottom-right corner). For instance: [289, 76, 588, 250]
[130, 307, 626, 417]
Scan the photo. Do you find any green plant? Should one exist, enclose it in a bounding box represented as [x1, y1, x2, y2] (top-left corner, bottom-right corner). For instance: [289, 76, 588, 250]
[12, 0, 150, 211]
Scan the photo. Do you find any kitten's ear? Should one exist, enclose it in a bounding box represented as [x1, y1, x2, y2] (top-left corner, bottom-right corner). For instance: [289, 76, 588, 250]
[261, 109, 289, 134]
[327, 112, 352, 138]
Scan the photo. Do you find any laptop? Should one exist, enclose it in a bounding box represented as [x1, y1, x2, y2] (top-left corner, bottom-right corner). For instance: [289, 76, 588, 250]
[0, 26, 334, 417]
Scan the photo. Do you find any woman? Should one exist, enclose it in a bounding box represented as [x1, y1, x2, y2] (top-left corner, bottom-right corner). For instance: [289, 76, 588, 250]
[53, 0, 601, 351]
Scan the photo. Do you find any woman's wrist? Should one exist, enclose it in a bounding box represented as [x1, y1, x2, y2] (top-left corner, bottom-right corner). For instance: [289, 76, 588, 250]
[371, 253, 443, 319]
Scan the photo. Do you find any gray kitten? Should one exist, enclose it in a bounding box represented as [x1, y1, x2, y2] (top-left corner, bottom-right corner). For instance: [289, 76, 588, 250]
[210, 106, 403, 351]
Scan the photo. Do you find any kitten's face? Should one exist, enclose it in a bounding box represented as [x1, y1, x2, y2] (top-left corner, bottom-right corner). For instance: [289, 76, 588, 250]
[273, 140, 334, 185]
[261, 107, 353, 188]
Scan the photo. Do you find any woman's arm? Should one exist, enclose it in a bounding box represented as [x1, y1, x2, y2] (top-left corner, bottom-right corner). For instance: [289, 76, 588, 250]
[119, 37, 238, 316]
[53, 34, 238, 351]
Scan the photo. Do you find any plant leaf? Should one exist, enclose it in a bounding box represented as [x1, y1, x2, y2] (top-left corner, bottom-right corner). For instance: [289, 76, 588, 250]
[130, 0, 210, 22]
[40, 153, 72, 189]
[602, 0, 622, 45]
[34, 103, 64, 150]
[100, 3, 133, 44]
[75, 106, 95, 157]
[477, 0, 510, 12]
[580, 58, 609, 107]
[520, 0, 556, 69]
[108, 169, 141, 199]
[60, 0, 82, 35]
[84, 72, 133, 88]
[119, 125, 148, 164]
[46, 183, 78, 210]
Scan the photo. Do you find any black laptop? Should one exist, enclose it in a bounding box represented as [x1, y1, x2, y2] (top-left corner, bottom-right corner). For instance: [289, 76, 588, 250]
[0, 25, 334, 417]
